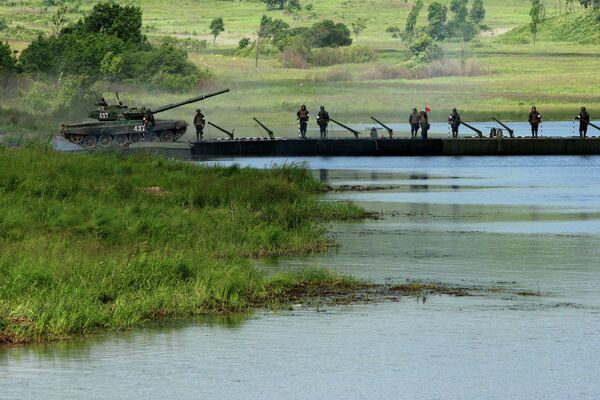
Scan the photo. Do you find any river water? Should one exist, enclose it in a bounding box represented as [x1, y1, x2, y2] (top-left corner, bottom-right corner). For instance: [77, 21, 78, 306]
[2, 156, 600, 399]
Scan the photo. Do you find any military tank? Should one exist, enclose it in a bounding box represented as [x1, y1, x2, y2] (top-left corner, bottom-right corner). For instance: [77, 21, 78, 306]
[60, 88, 229, 149]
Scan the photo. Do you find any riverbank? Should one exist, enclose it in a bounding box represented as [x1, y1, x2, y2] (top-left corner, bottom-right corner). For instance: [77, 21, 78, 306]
[0, 146, 372, 345]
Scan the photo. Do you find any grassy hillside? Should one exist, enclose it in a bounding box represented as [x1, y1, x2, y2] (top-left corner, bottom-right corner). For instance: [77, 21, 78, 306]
[501, 10, 600, 44]
[1, 1, 599, 136]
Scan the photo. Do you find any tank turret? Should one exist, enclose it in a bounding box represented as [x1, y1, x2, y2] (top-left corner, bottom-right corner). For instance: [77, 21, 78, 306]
[88, 89, 230, 122]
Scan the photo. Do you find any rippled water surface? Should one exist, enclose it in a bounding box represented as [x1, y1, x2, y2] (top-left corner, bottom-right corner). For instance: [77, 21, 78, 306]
[2, 156, 600, 399]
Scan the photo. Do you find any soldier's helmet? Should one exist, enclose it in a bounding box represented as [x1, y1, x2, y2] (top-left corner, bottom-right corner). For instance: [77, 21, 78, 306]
[413, 108, 417, 112]
[581, 106, 586, 111]
[320, 105, 325, 111]
[452, 108, 457, 112]
[531, 106, 537, 111]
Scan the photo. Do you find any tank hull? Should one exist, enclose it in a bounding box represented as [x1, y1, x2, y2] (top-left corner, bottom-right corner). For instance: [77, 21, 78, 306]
[61, 120, 188, 149]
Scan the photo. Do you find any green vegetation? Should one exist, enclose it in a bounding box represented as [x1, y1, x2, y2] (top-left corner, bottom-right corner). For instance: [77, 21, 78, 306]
[0, 0, 599, 137]
[0, 146, 365, 344]
[19, 3, 205, 92]
[502, 8, 600, 44]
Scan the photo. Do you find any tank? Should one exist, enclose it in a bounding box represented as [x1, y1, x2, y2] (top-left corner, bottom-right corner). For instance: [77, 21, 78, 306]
[60, 89, 229, 149]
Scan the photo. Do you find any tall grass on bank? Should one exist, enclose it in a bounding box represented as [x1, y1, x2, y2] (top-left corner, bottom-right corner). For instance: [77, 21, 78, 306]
[0, 147, 364, 344]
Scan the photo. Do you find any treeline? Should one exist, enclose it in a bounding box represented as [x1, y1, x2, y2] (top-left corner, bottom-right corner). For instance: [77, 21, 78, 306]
[386, 0, 487, 66]
[11, 3, 207, 92]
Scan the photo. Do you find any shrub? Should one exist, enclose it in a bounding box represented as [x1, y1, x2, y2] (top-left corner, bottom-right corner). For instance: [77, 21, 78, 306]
[152, 72, 200, 92]
[309, 69, 352, 82]
[307, 20, 352, 47]
[238, 37, 251, 49]
[280, 46, 309, 69]
[310, 45, 376, 66]
[407, 33, 443, 65]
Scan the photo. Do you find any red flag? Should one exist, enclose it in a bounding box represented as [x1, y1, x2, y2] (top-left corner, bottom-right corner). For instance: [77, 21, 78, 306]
[425, 106, 432, 112]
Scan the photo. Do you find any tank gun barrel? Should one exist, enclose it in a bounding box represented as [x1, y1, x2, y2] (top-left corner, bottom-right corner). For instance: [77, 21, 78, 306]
[492, 117, 514, 138]
[370, 116, 393, 138]
[253, 117, 274, 139]
[330, 118, 361, 138]
[153, 88, 230, 114]
[207, 121, 235, 139]
[459, 121, 483, 138]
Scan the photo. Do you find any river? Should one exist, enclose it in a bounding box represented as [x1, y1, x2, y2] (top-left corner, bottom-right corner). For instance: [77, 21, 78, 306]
[2, 156, 599, 399]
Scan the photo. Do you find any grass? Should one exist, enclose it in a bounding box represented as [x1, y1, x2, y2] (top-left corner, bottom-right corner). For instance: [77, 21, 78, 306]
[0, 146, 366, 344]
[1, 1, 599, 135]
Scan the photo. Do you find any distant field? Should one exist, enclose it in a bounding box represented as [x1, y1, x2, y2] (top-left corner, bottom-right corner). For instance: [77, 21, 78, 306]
[1, 0, 599, 138]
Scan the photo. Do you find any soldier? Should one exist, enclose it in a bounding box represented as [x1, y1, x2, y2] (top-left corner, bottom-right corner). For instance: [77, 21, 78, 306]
[448, 108, 461, 138]
[528, 106, 542, 138]
[297, 104, 309, 139]
[409, 108, 420, 138]
[419, 108, 429, 139]
[97, 97, 108, 109]
[317, 105, 330, 139]
[576, 106, 590, 138]
[194, 109, 206, 141]
[143, 109, 155, 142]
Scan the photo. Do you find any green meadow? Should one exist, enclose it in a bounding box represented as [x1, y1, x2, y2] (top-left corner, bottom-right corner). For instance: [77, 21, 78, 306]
[1, 0, 599, 138]
[0, 146, 366, 344]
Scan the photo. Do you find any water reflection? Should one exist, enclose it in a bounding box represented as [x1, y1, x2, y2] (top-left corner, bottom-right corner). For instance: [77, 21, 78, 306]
[3, 156, 600, 400]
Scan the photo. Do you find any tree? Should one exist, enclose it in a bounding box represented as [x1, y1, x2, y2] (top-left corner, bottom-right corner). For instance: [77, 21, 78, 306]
[427, 2, 448, 40]
[408, 33, 443, 64]
[530, 0, 543, 44]
[307, 20, 352, 47]
[469, 0, 486, 26]
[75, 2, 144, 46]
[209, 17, 225, 44]
[0, 41, 17, 98]
[262, 0, 286, 9]
[259, 15, 290, 41]
[351, 18, 367, 39]
[448, 0, 478, 41]
[51, 6, 68, 34]
[405, 0, 424, 36]
[285, 0, 302, 12]
[100, 51, 123, 82]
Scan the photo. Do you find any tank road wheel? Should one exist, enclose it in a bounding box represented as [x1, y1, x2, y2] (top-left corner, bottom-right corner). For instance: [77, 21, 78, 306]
[114, 135, 129, 147]
[83, 135, 98, 149]
[160, 130, 177, 142]
[98, 134, 114, 148]
[70, 134, 84, 145]
[129, 133, 142, 144]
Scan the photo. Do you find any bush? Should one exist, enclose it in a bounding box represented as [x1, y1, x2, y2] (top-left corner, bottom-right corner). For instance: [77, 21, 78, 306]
[307, 20, 352, 47]
[152, 72, 200, 92]
[407, 33, 443, 65]
[310, 45, 376, 66]
[238, 37, 251, 49]
[280, 46, 309, 69]
[20, 76, 96, 117]
[285, 0, 302, 12]
[236, 41, 279, 58]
